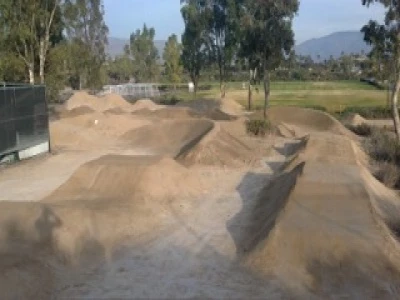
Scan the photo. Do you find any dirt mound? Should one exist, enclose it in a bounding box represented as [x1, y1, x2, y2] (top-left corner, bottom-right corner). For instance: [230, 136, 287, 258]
[131, 99, 161, 112]
[101, 93, 133, 110]
[219, 97, 244, 115]
[44, 155, 203, 203]
[64, 91, 133, 113]
[178, 122, 258, 168]
[121, 119, 214, 156]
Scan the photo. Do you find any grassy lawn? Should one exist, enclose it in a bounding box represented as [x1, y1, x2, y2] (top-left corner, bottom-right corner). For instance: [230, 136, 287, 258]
[167, 80, 389, 113]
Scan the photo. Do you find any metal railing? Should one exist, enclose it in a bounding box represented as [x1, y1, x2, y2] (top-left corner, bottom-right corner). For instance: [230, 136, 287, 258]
[102, 83, 161, 99]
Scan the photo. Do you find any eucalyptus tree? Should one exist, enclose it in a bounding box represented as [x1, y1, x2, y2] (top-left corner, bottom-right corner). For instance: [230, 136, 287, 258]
[362, 0, 400, 139]
[181, 0, 209, 96]
[241, 0, 299, 117]
[163, 34, 183, 88]
[64, 0, 108, 89]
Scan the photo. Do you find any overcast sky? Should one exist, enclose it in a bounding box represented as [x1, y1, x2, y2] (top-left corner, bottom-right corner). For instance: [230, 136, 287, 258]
[104, 0, 385, 44]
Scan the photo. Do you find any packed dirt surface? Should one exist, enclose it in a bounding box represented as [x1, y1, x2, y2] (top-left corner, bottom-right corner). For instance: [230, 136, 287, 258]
[1, 98, 400, 299]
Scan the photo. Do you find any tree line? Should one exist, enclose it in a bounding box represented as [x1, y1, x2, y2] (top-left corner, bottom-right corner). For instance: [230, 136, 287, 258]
[0, 0, 109, 100]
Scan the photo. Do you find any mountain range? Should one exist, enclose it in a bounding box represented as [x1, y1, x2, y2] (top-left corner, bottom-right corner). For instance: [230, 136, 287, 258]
[107, 31, 371, 62]
[294, 31, 371, 61]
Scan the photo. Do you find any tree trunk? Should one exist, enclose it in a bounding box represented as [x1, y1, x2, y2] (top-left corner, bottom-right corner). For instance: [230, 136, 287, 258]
[248, 69, 253, 111]
[263, 66, 270, 119]
[39, 39, 46, 84]
[28, 64, 35, 85]
[219, 65, 226, 99]
[220, 82, 226, 98]
[392, 77, 400, 141]
[194, 77, 198, 99]
[248, 82, 252, 111]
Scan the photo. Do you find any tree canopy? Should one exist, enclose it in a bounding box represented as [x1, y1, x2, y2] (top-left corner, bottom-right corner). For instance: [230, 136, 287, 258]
[126, 24, 160, 83]
[163, 34, 183, 87]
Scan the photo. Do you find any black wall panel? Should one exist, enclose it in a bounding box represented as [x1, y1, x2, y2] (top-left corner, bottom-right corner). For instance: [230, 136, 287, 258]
[0, 85, 49, 157]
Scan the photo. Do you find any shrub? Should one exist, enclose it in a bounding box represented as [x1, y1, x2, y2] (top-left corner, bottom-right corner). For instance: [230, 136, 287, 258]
[345, 123, 372, 136]
[246, 119, 271, 136]
[363, 128, 400, 164]
[157, 94, 182, 105]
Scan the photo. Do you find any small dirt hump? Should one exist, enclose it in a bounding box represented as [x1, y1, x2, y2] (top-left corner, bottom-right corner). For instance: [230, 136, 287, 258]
[177, 123, 257, 168]
[131, 99, 161, 112]
[121, 119, 214, 156]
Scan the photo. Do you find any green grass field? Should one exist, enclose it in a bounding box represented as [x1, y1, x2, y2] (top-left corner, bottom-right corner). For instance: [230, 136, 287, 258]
[169, 80, 389, 113]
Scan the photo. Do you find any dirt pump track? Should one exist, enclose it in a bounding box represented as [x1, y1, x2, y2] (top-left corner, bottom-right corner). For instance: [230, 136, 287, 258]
[0, 94, 400, 298]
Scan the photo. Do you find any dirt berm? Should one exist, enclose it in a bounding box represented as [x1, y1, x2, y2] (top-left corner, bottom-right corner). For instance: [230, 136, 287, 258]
[231, 108, 400, 297]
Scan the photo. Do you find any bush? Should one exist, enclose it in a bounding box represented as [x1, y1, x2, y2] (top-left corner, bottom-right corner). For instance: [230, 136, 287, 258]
[363, 128, 400, 164]
[245, 119, 271, 136]
[345, 123, 373, 136]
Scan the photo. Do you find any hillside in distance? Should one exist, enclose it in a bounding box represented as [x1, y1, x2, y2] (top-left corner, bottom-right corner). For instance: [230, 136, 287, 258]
[107, 31, 371, 63]
[295, 31, 371, 61]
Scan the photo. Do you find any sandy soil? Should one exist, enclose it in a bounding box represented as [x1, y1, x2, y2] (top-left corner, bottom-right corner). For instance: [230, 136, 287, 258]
[1, 93, 400, 299]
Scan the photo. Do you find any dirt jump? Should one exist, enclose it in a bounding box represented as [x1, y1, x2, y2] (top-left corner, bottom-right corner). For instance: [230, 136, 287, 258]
[1, 92, 400, 299]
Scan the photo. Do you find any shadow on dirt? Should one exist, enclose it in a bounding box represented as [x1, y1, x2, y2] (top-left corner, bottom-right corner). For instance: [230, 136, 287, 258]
[0, 202, 109, 299]
[227, 162, 304, 258]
